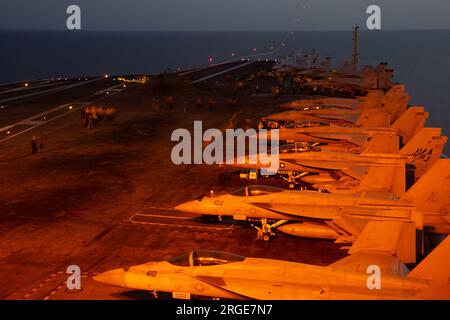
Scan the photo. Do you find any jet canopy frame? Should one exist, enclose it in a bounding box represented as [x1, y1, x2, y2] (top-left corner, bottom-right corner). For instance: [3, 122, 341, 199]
[167, 250, 245, 267]
[279, 142, 320, 153]
[231, 185, 285, 197]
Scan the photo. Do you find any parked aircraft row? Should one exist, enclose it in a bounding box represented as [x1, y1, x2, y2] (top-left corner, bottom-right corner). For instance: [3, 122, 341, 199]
[95, 61, 450, 299]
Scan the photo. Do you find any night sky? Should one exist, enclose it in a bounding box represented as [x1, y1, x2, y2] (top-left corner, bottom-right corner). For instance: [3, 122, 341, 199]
[0, 0, 449, 31]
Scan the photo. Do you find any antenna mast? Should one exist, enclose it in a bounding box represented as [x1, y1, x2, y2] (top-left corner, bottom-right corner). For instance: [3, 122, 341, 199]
[352, 24, 359, 70]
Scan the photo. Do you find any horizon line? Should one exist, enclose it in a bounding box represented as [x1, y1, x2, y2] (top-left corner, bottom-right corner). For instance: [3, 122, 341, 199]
[1, 28, 450, 32]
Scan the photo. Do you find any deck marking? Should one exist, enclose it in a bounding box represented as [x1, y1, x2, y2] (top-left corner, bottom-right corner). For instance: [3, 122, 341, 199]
[0, 83, 134, 143]
[23, 271, 100, 300]
[178, 60, 240, 76]
[126, 206, 235, 231]
[192, 60, 256, 84]
[126, 218, 234, 231]
[133, 213, 194, 220]
[0, 77, 102, 105]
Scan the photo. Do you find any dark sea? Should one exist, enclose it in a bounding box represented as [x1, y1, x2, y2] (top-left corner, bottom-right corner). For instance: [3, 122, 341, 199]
[0, 30, 449, 153]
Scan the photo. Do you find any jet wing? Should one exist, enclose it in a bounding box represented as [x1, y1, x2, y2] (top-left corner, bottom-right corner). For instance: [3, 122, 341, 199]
[252, 203, 418, 263]
[341, 135, 369, 147]
[356, 190, 396, 199]
[300, 133, 366, 148]
[328, 252, 410, 277]
[310, 113, 360, 123]
[282, 159, 368, 181]
[191, 275, 252, 300]
[251, 202, 339, 220]
[193, 274, 340, 300]
[331, 219, 419, 267]
[282, 158, 350, 171]
[340, 165, 368, 180]
[299, 133, 351, 142]
[191, 274, 282, 300]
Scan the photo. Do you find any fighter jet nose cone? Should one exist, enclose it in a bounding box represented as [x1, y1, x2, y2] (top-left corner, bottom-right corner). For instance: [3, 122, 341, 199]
[174, 200, 200, 213]
[93, 268, 126, 287]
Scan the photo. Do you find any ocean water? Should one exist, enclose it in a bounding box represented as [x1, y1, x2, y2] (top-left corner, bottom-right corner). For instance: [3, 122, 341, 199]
[0, 30, 449, 153]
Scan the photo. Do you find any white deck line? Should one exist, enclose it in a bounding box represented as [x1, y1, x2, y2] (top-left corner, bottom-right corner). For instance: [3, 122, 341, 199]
[191, 60, 256, 84]
[132, 213, 193, 220]
[178, 60, 240, 76]
[0, 82, 131, 143]
[0, 77, 102, 105]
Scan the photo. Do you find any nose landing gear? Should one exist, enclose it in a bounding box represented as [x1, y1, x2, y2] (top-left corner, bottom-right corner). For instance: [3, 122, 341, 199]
[254, 219, 288, 241]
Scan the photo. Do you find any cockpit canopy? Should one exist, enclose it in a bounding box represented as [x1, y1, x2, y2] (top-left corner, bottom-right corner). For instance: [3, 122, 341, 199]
[279, 143, 321, 153]
[294, 105, 328, 111]
[231, 185, 284, 197]
[167, 250, 246, 267]
[279, 144, 297, 153]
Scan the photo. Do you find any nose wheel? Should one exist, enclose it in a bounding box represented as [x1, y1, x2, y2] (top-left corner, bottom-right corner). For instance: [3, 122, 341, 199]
[262, 234, 270, 241]
[280, 172, 309, 189]
[254, 219, 288, 241]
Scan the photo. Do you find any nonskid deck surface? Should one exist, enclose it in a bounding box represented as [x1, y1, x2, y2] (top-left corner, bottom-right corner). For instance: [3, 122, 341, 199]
[0, 60, 443, 300]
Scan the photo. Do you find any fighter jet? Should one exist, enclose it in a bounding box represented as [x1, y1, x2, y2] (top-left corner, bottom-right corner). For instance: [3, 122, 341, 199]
[261, 110, 389, 129]
[234, 127, 446, 191]
[266, 85, 410, 128]
[94, 224, 450, 299]
[280, 84, 407, 113]
[271, 106, 428, 150]
[176, 160, 450, 245]
[280, 95, 368, 110]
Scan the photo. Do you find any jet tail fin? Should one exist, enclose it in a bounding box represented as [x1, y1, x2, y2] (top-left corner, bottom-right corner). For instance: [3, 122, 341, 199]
[400, 128, 448, 179]
[354, 112, 391, 127]
[355, 160, 405, 197]
[361, 132, 399, 153]
[400, 159, 450, 217]
[391, 106, 428, 144]
[359, 90, 384, 109]
[408, 236, 450, 283]
[380, 84, 410, 122]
